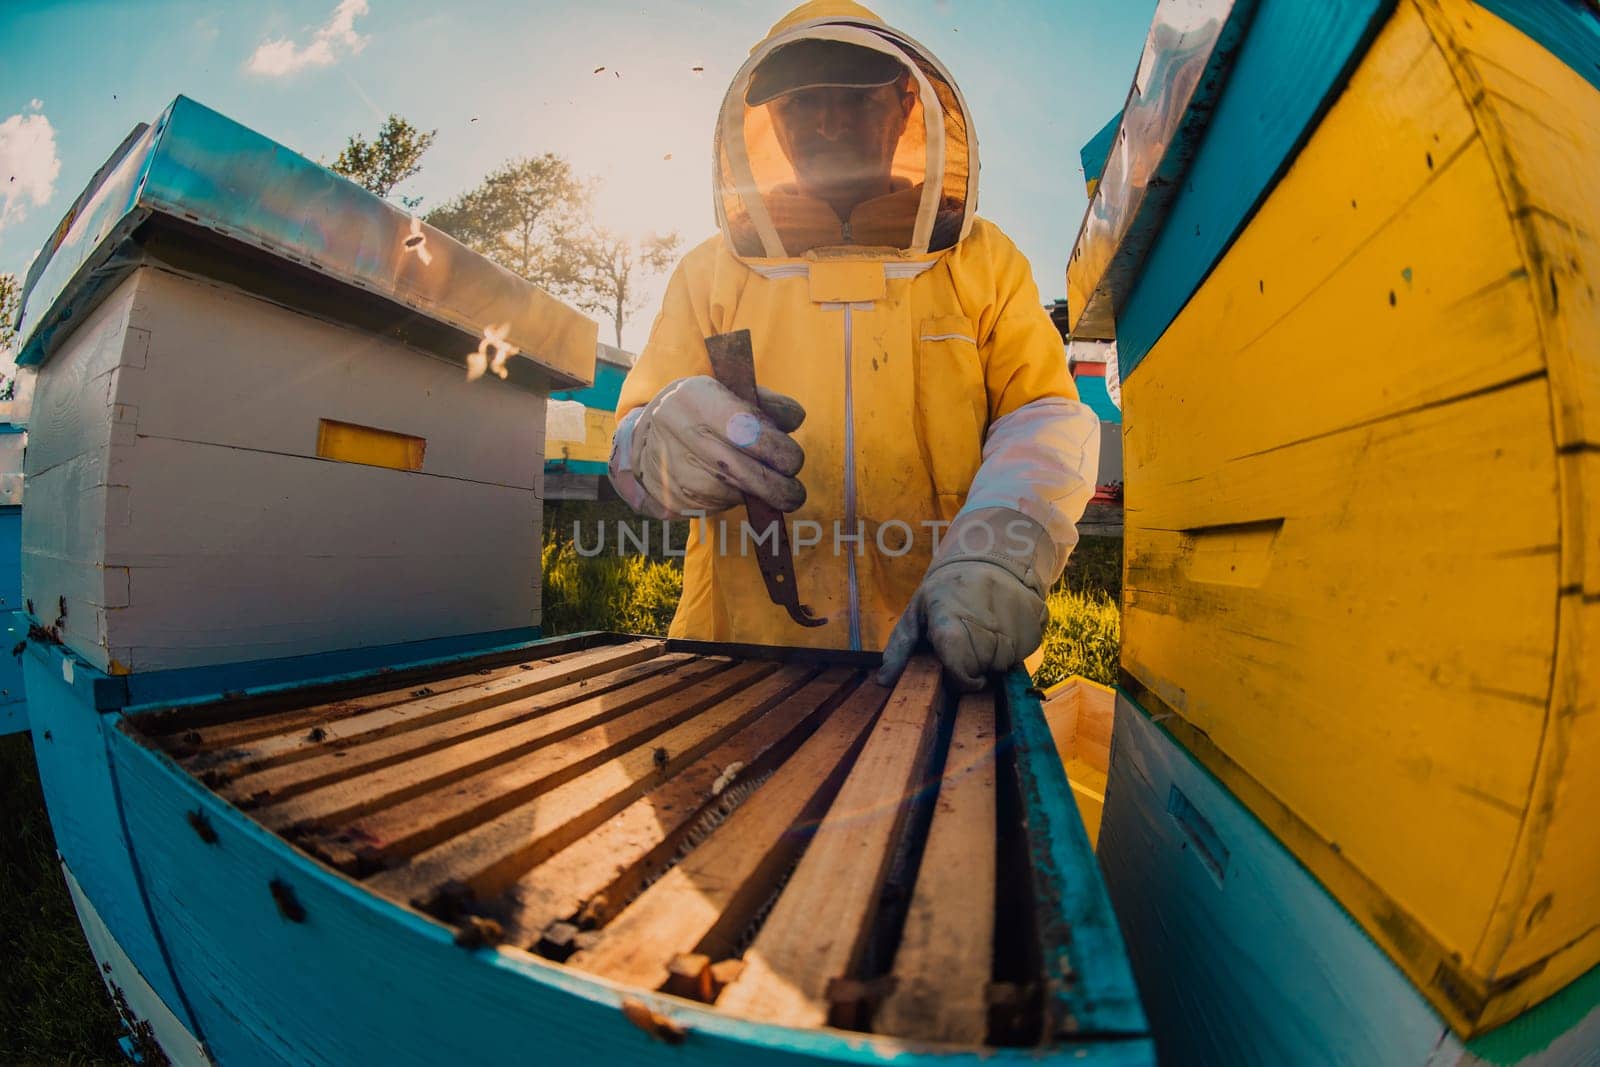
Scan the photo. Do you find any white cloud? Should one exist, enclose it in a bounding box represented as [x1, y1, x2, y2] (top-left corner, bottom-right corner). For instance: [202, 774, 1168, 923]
[246, 0, 370, 77]
[0, 101, 61, 239]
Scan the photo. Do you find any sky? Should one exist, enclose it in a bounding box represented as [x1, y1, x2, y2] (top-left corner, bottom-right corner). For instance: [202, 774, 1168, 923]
[0, 0, 1154, 354]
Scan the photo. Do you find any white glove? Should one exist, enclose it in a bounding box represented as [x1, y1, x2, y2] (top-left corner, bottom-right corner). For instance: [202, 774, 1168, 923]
[627, 375, 807, 517]
[876, 507, 1056, 692]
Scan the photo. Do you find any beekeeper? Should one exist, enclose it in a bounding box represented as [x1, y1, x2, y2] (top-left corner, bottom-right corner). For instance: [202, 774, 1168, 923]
[609, 0, 1099, 690]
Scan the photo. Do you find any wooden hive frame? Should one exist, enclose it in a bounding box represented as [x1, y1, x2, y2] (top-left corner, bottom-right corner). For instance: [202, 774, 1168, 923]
[128, 633, 1145, 1052]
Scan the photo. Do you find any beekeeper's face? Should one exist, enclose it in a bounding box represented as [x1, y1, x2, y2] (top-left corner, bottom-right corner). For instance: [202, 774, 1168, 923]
[769, 80, 915, 201]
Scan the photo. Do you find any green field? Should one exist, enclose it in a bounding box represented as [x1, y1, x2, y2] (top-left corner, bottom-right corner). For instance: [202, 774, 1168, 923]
[2, 509, 1122, 1060]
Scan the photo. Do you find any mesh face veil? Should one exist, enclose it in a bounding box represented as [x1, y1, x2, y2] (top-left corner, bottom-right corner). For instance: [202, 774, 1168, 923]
[714, 9, 979, 260]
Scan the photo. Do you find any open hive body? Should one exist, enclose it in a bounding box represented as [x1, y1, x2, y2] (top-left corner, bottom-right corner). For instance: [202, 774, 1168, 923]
[101, 635, 1148, 1063]
[1069, 0, 1600, 1062]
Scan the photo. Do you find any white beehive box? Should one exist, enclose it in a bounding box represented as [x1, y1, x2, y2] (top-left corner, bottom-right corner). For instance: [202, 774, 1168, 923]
[13, 96, 597, 674]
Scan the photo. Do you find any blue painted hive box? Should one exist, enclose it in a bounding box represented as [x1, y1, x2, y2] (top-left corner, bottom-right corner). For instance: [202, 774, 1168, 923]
[73, 636, 1146, 1063]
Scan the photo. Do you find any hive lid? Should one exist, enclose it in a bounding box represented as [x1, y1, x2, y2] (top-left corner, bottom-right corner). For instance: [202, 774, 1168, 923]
[15, 95, 597, 392]
[1064, 0, 1256, 341]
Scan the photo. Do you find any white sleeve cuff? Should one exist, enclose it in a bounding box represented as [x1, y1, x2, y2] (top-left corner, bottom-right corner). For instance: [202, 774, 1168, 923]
[957, 396, 1101, 581]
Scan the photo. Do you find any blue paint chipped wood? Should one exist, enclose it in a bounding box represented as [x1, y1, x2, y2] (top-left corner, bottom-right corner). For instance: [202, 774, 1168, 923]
[1079, 111, 1121, 195]
[1475, 0, 1600, 94]
[61, 864, 212, 1065]
[0, 507, 27, 736]
[22, 650, 201, 1036]
[1001, 670, 1146, 1039]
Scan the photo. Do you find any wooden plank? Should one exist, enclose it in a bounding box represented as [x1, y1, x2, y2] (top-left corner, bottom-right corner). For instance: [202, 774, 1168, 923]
[26, 651, 200, 1029]
[714, 658, 945, 1027]
[1041, 679, 1081, 762]
[1042, 677, 1115, 777]
[85, 435, 547, 674]
[495, 671, 867, 948]
[875, 692, 997, 1044]
[663, 954, 713, 1002]
[172, 644, 602, 753]
[709, 959, 746, 997]
[261, 656, 767, 833]
[565, 676, 894, 990]
[224, 653, 707, 807]
[364, 668, 858, 906]
[1074, 680, 1115, 776]
[195, 638, 664, 777]
[104, 237, 555, 491]
[293, 661, 800, 867]
[1064, 758, 1109, 849]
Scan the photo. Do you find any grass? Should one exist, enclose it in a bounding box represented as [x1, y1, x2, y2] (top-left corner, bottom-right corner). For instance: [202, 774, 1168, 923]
[0, 733, 126, 1065]
[540, 539, 684, 636]
[1035, 535, 1123, 689]
[5, 505, 1121, 1061]
[541, 500, 1124, 688]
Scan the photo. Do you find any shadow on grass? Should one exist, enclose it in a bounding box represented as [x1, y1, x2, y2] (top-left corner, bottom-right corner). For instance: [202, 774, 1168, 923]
[1, 732, 126, 1065]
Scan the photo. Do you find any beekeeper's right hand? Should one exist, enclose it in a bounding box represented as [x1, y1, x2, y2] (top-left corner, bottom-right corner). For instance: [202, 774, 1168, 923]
[620, 375, 807, 518]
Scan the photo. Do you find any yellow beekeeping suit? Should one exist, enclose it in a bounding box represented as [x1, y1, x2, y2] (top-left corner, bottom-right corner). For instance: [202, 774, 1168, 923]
[612, 1, 1091, 655]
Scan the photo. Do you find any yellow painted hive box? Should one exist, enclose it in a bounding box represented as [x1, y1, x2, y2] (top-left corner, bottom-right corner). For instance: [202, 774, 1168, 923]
[1113, 0, 1599, 1036]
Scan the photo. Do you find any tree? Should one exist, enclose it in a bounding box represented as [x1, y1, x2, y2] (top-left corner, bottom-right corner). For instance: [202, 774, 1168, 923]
[0, 273, 18, 353]
[331, 114, 436, 209]
[426, 154, 591, 294]
[572, 230, 681, 348]
[0, 273, 20, 400]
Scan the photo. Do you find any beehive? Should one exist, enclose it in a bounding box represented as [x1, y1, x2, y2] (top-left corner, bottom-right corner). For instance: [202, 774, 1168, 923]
[1069, 0, 1599, 1037]
[103, 635, 1150, 1061]
[12, 95, 596, 675]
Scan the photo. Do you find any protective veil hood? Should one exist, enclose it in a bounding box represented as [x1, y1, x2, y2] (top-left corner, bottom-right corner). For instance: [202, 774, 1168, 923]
[715, 1, 979, 260]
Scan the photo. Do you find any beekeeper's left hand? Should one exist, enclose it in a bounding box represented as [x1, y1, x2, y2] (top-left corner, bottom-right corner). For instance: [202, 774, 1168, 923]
[875, 507, 1054, 692]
